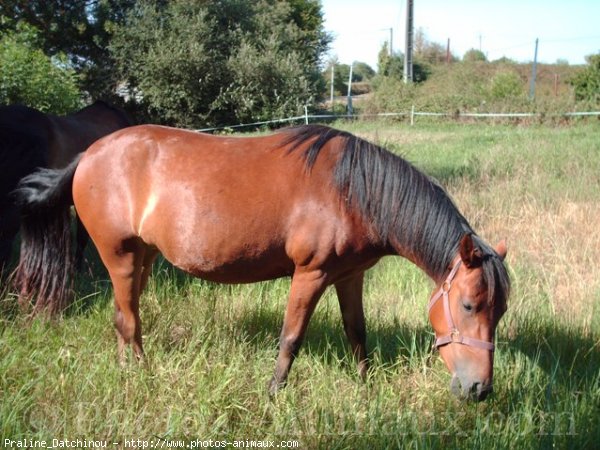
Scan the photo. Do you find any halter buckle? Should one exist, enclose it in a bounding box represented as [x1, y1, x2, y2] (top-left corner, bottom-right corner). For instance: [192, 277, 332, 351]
[441, 280, 452, 293]
[450, 328, 461, 342]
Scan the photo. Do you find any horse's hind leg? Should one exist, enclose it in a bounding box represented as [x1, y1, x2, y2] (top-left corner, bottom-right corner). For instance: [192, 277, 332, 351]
[139, 247, 158, 293]
[100, 238, 148, 364]
[335, 272, 368, 380]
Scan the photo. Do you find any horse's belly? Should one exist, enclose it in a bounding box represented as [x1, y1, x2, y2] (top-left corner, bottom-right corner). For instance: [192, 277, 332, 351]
[144, 199, 295, 283]
[159, 235, 294, 283]
[182, 254, 294, 284]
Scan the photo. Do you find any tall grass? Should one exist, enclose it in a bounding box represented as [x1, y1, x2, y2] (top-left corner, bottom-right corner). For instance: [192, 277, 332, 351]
[1, 122, 599, 449]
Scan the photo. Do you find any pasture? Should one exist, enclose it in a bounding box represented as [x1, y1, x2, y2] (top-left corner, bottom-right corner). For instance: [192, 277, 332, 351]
[1, 121, 599, 449]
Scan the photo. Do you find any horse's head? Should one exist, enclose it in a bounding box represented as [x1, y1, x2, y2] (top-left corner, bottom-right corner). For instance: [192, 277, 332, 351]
[428, 234, 509, 401]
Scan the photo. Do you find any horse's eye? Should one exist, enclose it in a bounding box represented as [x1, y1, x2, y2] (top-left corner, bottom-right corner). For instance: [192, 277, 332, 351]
[463, 302, 474, 312]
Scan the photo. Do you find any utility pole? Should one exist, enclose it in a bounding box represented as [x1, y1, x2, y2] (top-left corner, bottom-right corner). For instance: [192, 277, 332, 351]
[446, 38, 451, 64]
[347, 63, 353, 115]
[403, 0, 414, 83]
[529, 38, 539, 100]
[389, 27, 393, 56]
[330, 64, 334, 113]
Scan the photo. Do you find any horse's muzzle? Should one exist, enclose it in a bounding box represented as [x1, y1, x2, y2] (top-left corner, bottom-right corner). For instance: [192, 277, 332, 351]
[450, 374, 493, 402]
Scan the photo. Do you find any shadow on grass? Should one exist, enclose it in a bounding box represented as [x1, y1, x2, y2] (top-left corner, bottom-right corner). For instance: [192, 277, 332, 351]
[213, 295, 435, 369]
[504, 320, 600, 389]
[224, 295, 600, 398]
[5, 238, 599, 403]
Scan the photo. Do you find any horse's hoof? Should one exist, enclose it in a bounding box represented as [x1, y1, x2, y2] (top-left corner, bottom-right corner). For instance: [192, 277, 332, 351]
[358, 361, 369, 381]
[267, 377, 286, 397]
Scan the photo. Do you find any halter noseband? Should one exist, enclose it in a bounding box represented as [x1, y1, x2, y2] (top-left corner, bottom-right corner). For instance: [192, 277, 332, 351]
[428, 259, 495, 352]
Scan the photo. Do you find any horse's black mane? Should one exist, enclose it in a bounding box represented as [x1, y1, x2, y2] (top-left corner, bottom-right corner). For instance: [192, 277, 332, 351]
[281, 124, 510, 305]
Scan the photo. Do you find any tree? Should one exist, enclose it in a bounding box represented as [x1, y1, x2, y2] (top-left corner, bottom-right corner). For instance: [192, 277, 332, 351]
[493, 56, 517, 65]
[0, 22, 81, 113]
[463, 48, 487, 63]
[353, 62, 375, 81]
[375, 42, 429, 84]
[215, 0, 329, 123]
[0, 1, 136, 100]
[322, 57, 376, 99]
[322, 60, 374, 97]
[414, 28, 454, 65]
[322, 58, 347, 96]
[110, 0, 331, 127]
[377, 42, 403, 78]
[570, 53, 600, 103]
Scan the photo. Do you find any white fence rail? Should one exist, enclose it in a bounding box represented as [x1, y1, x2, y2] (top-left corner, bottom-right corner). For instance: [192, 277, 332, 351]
[195, 108, 600, 133]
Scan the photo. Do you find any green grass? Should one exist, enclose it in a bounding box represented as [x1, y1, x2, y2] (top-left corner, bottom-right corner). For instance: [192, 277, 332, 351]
[2, 121, 599, 449]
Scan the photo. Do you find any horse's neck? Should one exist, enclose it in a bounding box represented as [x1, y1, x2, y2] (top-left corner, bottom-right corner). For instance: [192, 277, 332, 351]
[70, 108, 97, 120]
[387, 236, 448, 284]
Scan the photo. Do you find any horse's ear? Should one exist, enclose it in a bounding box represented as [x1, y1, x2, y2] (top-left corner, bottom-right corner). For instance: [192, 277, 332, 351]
[459, 233, 483, 268]
[494, 239, 508, 261]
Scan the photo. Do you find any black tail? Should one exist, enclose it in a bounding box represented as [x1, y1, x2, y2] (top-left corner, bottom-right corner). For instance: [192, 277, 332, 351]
[12, 155, 82, 315]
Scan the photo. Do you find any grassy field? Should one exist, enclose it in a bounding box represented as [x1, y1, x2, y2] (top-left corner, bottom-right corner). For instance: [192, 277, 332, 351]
[1, 121, 599, 449]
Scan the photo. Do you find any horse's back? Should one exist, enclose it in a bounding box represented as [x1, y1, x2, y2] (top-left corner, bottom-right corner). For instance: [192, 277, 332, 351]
[0, 104, 49, 127]
[47, 102, 132, 168]
[73, 125, 354, 282]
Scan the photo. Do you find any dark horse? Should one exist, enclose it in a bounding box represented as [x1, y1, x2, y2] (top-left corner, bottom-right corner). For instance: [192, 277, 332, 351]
[0, 101, 132, 272]
[14, 124, 510, 401]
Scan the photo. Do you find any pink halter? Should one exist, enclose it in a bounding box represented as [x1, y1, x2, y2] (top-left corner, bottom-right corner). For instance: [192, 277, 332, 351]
[428, 259, 495, 352]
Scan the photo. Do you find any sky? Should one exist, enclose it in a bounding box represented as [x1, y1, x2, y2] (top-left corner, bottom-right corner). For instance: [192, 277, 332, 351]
[321, 0, 600, 70]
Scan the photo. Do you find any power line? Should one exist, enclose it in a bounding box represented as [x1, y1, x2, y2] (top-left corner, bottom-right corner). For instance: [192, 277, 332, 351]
[542, 35, 600, 43]
[487, 35, 600, 54]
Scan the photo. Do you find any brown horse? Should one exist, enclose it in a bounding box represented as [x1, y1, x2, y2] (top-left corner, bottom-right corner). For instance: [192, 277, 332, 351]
[0, 101, 132, 272]
[14, 124, 510, 401]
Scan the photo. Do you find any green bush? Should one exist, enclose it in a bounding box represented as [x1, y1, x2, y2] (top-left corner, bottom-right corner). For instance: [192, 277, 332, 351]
[463, 48, 487, 62]
[420, 63, 488, 111]
[0, 22, 82, 113]
[363, 76, 416, 114]
[363, 60, 589, 118]
[490, 71, 526, 100]
[570, 53, 600, 104]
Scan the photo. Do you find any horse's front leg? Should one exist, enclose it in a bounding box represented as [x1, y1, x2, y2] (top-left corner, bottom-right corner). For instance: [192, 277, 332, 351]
[268, 268, 327, 395]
